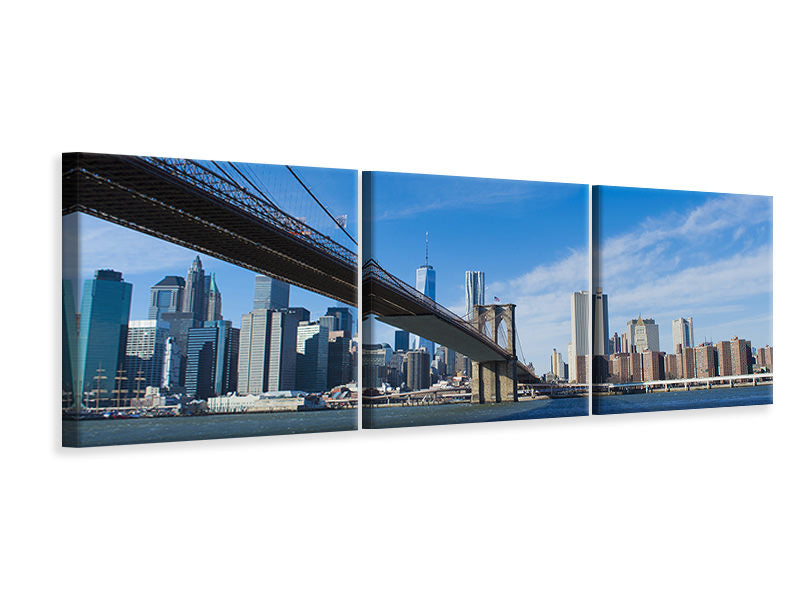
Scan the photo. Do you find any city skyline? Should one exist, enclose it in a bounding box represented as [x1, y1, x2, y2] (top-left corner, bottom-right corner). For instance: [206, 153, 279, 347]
[65, 213, 354, 334]
[367, 171, 589, 374]
[594, 186, 772, 353]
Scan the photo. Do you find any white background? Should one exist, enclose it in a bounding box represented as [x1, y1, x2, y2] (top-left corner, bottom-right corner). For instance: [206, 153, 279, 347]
[2, 2, 798, 599]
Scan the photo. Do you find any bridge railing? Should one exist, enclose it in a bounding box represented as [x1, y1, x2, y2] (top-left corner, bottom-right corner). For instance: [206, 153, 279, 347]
[364, 259, 514, 360]
[134, 155, 357, 268]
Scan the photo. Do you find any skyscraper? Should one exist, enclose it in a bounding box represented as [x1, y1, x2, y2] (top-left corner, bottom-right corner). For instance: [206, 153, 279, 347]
[268, 309, 304, 391]
[238, 309, 269, 395]
[465, 270, 485, 320]
[124, 319, 170, 395]
[75, 269, 133, 406]
[159, 312, 201, 388]
[730, 337, 753, 375]
[404, 348, 431, 390]
[238, 308, 304, 395]
[363, 343, 392, 388]
[205, 273, 222, 321]
[327, 332, 353, 389]
[394, 330, 410, 352]
[631, 314, 660, 352]
[296, 321, 330, 393]
[551, 348, 565, 380]
[185, 320, 239, 400]
[319, 314, 336, 332]
[182, 256, 206, 321]
[324, 307, 353, 337]
[162, 336, 182, 391]
[253, 275, 290, 310]
[672, 317, 694, 354]
[148, 276, 184, 320]
[716, 340, 733, 376]
[593, 287, 610, 355]
[569, 291, 591, 382]
[414, 232, 436, 361]
[695, 344, 717, 378]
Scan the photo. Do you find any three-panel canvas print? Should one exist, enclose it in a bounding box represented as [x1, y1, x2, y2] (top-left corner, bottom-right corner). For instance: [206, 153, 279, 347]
[62, 153, 773, 447]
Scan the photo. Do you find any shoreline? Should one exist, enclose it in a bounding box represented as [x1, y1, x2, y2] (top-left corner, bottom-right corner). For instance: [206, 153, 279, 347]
[594, 380, 773, 396]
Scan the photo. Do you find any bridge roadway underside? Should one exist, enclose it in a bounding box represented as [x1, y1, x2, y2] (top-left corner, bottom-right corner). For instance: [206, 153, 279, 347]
[378, 314, 507, 363]
[62, 153, 357, 307]
[366, 278, 535, 385]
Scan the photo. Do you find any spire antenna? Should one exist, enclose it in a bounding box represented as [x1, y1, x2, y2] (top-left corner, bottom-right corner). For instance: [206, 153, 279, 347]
[425, 232, 429, 266]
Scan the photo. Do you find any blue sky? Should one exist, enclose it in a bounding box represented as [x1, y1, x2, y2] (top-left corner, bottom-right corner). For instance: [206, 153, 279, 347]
[594, 186, 773, 352]
[64, 161, 357, 332]
[367, 171, 589, 374]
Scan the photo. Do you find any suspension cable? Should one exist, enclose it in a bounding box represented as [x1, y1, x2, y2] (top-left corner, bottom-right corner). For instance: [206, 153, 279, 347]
[286, 165, 356, 246]
[226, 161, 281, 211]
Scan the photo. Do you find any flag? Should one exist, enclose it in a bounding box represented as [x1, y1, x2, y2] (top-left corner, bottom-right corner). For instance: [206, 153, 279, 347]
[494, 296, 500, 302]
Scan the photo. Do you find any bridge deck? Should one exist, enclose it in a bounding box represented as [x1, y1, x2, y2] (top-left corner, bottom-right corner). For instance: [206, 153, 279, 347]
[63, 153, 357, 306]
[365, 260, 536, 381]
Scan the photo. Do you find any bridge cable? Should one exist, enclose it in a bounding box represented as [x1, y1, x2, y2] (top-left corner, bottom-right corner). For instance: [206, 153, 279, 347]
[208, 160, 252, 199]
[225, 161, 282, 212]
[242, 163, 280, 212]
[286, 165, 357, 246]
[515, 327, 529, 367]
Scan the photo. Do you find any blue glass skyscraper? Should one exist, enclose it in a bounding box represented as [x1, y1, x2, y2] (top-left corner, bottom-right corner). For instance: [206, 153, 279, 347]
[185, 320, 240, 400]
[75, 270, 133, 408]
[253, 275, 290, 310]
[394, 330, 410, 352]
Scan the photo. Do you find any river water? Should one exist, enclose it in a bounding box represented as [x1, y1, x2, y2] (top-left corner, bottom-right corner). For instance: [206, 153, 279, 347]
[592, 384, 772, 415]
[63, 410, 357, 447]
[63, 386, 772, 446]
[363, 397, 589, 429]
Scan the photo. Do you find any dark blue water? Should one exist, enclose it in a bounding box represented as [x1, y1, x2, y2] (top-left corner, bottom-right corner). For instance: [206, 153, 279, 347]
[593, 385, 772, 415]
[363, 397, 589, 429]
[63, 410, 358, 447]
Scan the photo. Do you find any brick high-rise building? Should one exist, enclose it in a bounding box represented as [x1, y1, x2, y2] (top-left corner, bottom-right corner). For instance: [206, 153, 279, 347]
[730, 337, 753, 375]
[679, 346, 696, 379]
[642, 350, 665, 382]
[575, 355, 588, 384]
[664, 354, 679, 379]
[695, 344, 717, 378]
[629, 352, 643, 382]
[610, 353, 630, 383]
[716, 340, 733, 376]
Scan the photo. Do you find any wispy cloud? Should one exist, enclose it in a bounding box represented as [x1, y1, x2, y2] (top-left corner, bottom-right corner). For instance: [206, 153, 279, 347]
[599, 192, 772, 347]
[611, 245, 772, 315]
[374, 177, 582, 222]
[485, 248, 588, 371]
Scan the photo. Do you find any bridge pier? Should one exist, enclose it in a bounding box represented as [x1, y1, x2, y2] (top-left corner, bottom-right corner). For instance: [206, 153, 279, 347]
[471, 358, 518, 403]
[470, 304, 518, 404]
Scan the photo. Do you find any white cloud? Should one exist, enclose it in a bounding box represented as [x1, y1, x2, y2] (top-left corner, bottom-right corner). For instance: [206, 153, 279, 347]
[611, 245, 772, 316]
[599, 193, 772, 348]
[485, 248, 588, 372]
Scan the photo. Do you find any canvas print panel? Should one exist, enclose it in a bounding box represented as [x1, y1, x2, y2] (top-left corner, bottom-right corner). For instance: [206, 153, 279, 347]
[363, 171, 590, 429]
[62, 153, 358, 446]
[591, 185, 773, 414]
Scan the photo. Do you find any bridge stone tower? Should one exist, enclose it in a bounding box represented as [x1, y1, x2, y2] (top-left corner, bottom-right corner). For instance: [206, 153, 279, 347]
[470, 304, 518, 403]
